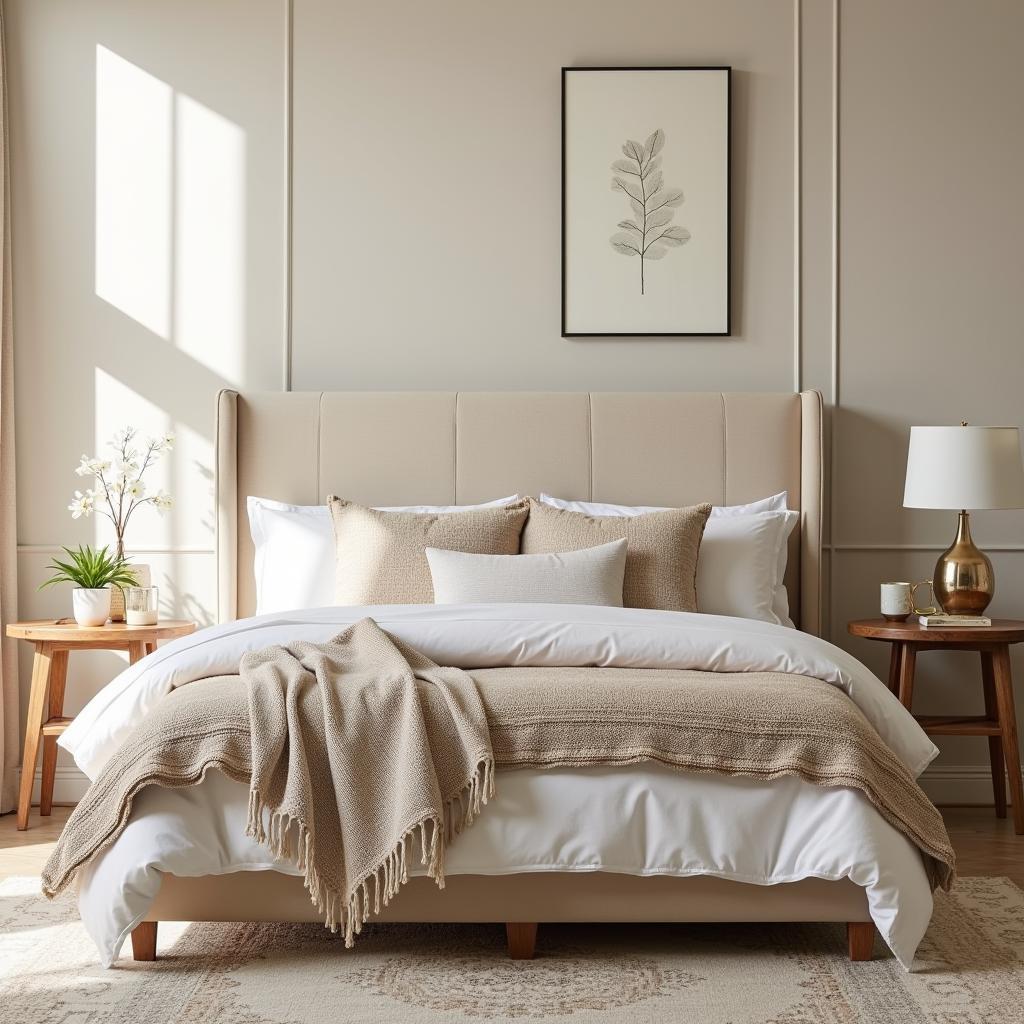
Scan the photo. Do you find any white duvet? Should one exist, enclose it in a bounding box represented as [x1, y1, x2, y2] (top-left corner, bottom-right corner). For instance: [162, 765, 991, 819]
[60, 604, 941, 969]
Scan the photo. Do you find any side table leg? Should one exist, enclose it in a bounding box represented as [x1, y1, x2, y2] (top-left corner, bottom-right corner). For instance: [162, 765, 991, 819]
[897, 644, 917, 711]
[992, 645, 1024, 835]
[17, 642, 53, 830]
[887, 643, 903, 695]
[981, 651, 1007, 819]
[39, 648, 69, 817]
[128, 641, 147, 665]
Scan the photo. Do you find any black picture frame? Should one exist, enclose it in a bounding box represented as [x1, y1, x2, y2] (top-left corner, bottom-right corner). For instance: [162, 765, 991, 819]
[561, 66, 732, 338]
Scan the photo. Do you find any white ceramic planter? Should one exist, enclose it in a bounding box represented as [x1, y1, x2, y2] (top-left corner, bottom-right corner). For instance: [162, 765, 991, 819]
[72, 587, 111, 627]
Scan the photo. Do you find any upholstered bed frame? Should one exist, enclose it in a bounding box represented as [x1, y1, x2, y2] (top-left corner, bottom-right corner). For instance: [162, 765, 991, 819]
[133, 390, 876, 963]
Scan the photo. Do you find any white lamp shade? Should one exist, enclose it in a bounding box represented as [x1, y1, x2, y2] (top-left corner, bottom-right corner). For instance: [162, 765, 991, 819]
[904, 426, 1024, 510]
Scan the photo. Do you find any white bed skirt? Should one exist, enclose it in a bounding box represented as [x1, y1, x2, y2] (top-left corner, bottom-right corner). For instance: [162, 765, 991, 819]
[80, 764, 932, 969]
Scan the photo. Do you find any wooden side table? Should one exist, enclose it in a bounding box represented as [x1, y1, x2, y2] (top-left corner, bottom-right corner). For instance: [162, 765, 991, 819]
[848, 618, 1024, 834]
[6, 619, 196, 830]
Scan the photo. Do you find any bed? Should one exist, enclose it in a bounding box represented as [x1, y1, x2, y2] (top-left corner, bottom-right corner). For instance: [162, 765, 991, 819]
[54, 390, 948, 969]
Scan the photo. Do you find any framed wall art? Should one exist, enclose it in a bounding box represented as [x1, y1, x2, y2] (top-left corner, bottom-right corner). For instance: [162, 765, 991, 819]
[561, 66, 731, 337]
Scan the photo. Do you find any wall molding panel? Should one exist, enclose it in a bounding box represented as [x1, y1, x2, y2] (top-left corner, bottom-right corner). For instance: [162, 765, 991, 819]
[826, 0, 841, 646]
[17, 546, 216, 557]
[830, 544, 1024, 553]
[791, 0, 802, 394]
[282, 0, 294, 391]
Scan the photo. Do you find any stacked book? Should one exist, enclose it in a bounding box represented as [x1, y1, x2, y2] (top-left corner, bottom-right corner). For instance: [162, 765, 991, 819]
[918, 614, 992, 627]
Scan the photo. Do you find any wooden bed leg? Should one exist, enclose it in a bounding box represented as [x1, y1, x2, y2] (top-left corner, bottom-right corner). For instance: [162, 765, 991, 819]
[131, 921, 158, 962]
[847, 921, 874, 961]
[506, 922, 538, 960]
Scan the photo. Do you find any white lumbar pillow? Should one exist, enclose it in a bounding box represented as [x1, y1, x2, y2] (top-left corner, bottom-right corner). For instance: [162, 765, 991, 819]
[247, 494, 521, 615]
[538, 494, 796, 626]
[425, 539, 628, 607]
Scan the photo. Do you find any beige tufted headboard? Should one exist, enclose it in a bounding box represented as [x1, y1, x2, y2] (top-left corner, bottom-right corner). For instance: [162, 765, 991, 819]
[215, 391, 823, 634]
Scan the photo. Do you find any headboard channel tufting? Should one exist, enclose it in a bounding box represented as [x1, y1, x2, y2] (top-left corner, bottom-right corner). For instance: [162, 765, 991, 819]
[215, 391, 823, 633]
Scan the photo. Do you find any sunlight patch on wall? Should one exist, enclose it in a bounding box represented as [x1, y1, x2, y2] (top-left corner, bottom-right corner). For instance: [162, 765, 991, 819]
[92, 369, 214, 551]
[94, 45, 172, 339]
[95, 45, 247, 385]
[92, 367, 173, 550]
[174, 95, 247, 383]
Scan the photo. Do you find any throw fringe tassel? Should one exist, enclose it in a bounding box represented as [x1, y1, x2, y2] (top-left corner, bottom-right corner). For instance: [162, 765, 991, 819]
[246, 756, 494, 947]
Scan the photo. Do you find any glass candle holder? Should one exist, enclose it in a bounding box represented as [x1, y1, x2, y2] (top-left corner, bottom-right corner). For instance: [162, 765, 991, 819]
[124, 586, 159, 625]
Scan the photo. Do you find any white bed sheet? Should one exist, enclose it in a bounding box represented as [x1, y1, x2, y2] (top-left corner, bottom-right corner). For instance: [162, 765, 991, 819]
[80, 765, 932, 970]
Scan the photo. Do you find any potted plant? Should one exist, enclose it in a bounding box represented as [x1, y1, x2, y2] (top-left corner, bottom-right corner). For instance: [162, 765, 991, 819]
[67, 427, 173, 620]
[39, 545, 140, 626]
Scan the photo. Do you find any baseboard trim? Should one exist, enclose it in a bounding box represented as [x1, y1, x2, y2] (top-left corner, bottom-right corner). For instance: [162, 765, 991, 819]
[19, 763, 1018, 810]
[918, 763, 1014, 806]
[16, 767, 91, 806]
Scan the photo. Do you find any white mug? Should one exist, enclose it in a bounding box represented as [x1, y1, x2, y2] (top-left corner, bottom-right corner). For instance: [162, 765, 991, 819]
[880, 580, 936, 621]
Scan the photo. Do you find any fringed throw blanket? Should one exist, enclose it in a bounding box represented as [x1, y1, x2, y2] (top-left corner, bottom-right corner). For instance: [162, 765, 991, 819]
[43, 619, 494, 946]
[43, 620, 955, 945]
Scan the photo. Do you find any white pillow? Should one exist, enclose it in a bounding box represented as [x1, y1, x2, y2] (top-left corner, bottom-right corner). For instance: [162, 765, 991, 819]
[538, 494, 796, 626]
[538, 491, 788, 518]
[425, 539, 628, 607]
[247, 494, 521, 615]
[697, 511, 798, 624]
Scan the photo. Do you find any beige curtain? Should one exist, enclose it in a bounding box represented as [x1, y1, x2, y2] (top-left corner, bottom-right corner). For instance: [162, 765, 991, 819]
[0, 0, 17, 815]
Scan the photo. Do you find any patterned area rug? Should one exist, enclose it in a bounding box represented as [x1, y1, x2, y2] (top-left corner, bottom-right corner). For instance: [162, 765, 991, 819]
[2, 876, 1023, 1023]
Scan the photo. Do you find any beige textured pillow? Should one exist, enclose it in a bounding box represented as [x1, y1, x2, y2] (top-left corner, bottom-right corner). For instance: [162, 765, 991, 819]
[327, 497, 529, 604]
[520, 498, 711, 611]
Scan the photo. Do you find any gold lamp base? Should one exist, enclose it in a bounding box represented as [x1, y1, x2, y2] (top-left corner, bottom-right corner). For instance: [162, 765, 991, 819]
[934, 510, 995, 615]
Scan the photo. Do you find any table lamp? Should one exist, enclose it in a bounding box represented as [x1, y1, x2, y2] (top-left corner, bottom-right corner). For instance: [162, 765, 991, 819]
[903, 423, 1024, 614]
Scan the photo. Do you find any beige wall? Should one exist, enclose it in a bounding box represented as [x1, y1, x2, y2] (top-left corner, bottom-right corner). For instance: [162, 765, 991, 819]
[834, 0, 1024, 780]
[7, 0, 1024, 802]
[6, 0, 286, 797]
[291, 0, 799, 392]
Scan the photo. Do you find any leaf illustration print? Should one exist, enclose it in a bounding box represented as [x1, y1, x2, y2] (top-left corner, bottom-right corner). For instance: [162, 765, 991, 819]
[609, 128, 691, 295]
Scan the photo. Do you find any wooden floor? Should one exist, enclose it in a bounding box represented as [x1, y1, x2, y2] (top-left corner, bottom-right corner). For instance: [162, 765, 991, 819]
[0, 804, 1021, 885]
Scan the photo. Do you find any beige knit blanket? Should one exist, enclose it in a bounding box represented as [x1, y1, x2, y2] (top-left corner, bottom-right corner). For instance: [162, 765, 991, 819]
[43, 621, 955, 944]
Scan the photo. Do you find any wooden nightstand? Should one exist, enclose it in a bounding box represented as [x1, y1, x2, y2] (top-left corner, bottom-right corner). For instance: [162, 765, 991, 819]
[6, 619, 196, 830]
[848, 618, 1024, 834]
